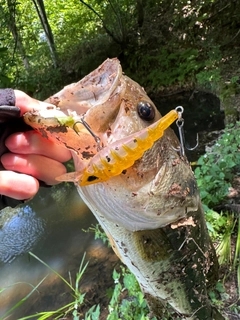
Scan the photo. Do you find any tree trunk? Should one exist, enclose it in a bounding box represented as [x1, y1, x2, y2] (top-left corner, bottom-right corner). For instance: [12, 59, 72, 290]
[31, 0, 58, 68]
[136, 0, 145, 27]
[6, 0, 30, 70]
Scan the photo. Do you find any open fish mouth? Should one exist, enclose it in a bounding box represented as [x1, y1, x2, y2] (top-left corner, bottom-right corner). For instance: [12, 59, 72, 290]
[24, 58, 124, 161]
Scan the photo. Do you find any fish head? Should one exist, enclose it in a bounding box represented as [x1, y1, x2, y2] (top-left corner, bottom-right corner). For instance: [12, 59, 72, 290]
[24, 58, 199, 231]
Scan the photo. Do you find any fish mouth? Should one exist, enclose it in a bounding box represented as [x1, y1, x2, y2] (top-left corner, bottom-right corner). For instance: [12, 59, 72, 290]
[45, 58, 125, 134]
[24, 59, 126, 160]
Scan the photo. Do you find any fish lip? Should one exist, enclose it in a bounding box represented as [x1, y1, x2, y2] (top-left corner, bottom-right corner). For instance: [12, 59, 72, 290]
[35, 58, 123, 121]
[25, 58, 124, 142]
[82, 58, 123, 109]
[83, 62, 125, 133]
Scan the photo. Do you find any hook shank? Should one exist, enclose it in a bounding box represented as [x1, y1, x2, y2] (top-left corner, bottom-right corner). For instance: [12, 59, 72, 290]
[173, 106, 198, 157]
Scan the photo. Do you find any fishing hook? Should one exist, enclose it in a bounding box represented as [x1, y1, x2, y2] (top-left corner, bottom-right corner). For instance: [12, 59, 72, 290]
[173, 106, 198, 157]
[73, 117, 102, 150]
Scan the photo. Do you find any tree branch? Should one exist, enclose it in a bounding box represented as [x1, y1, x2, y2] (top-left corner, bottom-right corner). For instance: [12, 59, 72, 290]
[79, 0, 122, 45]
[31, 0, 58, 68]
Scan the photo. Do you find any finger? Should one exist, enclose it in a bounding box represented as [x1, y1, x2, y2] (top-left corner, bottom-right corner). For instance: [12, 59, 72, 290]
[1, 153, 67, 185]
[14, 90, 56, 115]
[0, 171, 39, 200]
[5, 131, 72, 163]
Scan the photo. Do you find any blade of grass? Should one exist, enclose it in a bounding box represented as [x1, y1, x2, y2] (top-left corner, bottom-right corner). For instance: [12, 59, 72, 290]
[237, 263, 240, 300]
[18, 301, 75, 320]
[3, 252, 90, 320]
[233, 216, 240, 299]
[26, 252, 89, 318]
[75, 252, 88, 293]
[0, 276, 48, 319]
[233, 216, 240, 268]
[217, 232, 232, 265]
[29, 251, 75, 292]
[0, 281, 38, 294]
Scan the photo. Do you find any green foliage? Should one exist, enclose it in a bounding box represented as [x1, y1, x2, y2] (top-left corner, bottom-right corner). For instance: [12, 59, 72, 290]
[219, 76, 240, 102]
[209, 281, 227, 307]
[205, 209, 237, 261]
[83, 223, 110, 247]
[17, 65, 64, 100]
[195, 46, 222, 90]
[0, 43, 12, 87]
[84, 305, 101, 320]
[209, 280, 240, 318]
[205, 210, 238, 291]
[125, 44, 224, 91]
[107, 267, 156, 320]
[128, 48, 204, 88]
[205, 209, 232, 240]
[234, 218, 240, 270]
[214, 213, 236, 265]
[194, 122, 240, 208]
[195, 123, 240, 295]
[0, 0, 239, 96]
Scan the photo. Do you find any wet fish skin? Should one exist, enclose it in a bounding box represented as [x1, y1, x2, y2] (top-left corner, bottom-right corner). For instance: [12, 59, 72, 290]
[24, 58, 223, 319]
[76, 158, 220, 319]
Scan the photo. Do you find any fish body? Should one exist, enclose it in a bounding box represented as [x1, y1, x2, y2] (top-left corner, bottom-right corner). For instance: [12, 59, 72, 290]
[24, 59, 222, 319]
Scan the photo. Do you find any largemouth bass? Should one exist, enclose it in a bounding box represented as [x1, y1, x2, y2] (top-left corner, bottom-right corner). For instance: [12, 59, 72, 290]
[24, 58, 223, 319]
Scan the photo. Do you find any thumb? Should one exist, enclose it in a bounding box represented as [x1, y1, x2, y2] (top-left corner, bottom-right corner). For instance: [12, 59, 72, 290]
[14, 90, 55, 116]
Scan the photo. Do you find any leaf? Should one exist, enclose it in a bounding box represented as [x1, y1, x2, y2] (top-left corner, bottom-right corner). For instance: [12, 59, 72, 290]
[216, 282, 225, 293]
[112, 269, 120, 281]
[85, 304, 100, 320]
[123, 273, 136, 291]
[206, 221, 215, 233]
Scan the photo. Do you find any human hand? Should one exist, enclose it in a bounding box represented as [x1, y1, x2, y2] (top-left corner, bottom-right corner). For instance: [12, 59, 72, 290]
[0, 89, 71, 201]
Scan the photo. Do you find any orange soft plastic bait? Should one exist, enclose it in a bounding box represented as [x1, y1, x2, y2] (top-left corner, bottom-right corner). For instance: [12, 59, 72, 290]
[58, 109, 178, 186]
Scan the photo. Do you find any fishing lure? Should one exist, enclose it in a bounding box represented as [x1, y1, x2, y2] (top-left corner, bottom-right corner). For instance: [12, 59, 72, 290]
[57, 108, 179, 186]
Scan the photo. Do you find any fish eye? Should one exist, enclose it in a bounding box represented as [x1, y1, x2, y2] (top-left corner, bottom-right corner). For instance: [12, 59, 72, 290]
[137, 101, 155, 121]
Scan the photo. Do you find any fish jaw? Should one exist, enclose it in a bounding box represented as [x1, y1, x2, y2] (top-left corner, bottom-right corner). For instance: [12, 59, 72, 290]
[45, 58, 125, 133]
[24, 110, 98, 161]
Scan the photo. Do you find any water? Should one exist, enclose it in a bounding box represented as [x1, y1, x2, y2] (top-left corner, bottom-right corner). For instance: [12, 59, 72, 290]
[0, 182, 100, 319]
[151, 90, 225, 160]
